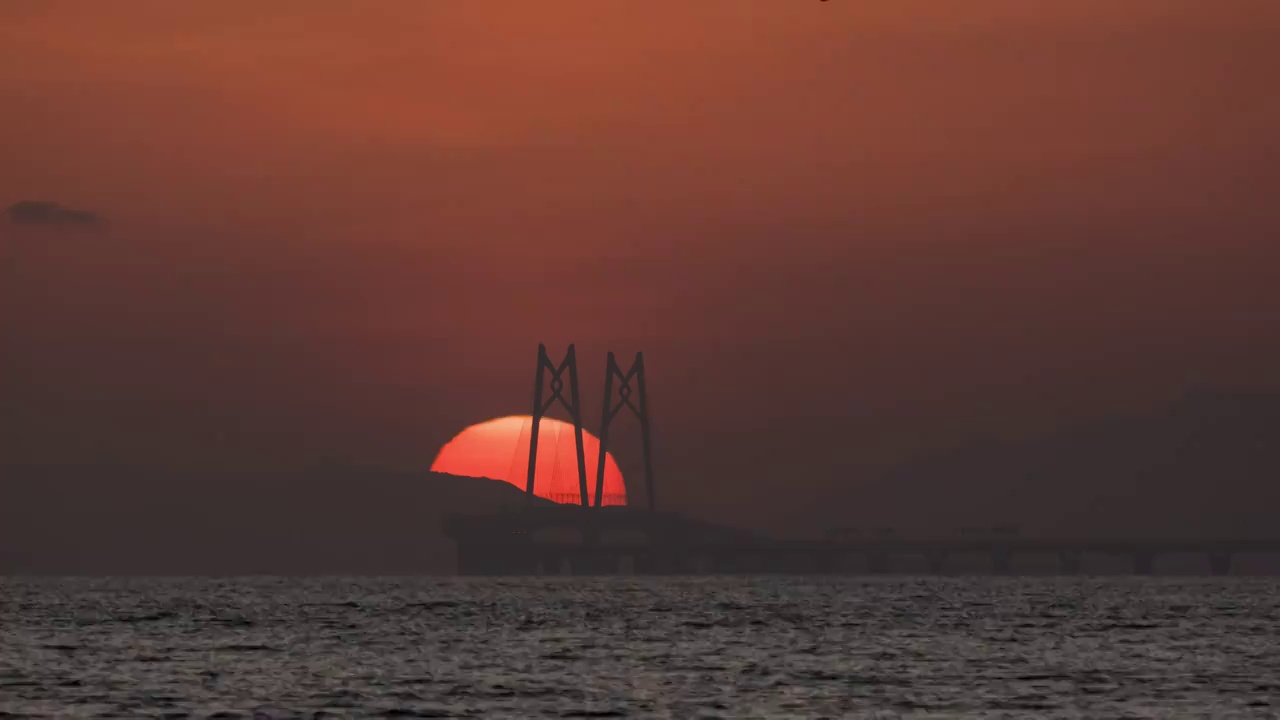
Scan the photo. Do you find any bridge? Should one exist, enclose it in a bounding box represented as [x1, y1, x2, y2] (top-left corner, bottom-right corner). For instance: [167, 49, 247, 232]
[445, 504, 1280, 576]
[444, 345, 1280, 576]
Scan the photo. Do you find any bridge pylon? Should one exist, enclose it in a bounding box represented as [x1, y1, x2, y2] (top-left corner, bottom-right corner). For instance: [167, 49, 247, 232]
[527, 343, 589, 507]
[595, 351, 656, 511]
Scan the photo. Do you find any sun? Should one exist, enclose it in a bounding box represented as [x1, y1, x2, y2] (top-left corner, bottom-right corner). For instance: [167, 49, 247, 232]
[431, 415, 627, 506]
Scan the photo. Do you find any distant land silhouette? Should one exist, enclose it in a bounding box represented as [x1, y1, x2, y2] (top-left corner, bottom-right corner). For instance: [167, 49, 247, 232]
[0, 468, 547, 575]
[835, 389, 1280, 540]
[1, 389, 1276, 574]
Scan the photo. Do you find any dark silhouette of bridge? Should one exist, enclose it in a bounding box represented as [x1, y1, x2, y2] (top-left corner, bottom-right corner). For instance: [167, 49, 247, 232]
[445, 504, 1280, 576]
[444, 345, 1280, 576]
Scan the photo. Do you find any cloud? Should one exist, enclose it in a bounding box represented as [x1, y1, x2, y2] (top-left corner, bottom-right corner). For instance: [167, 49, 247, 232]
[5, 200, 103, 226]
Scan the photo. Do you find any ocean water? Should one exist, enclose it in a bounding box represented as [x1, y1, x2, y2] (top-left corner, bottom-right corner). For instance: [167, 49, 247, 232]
[1, 577, 1277, 718]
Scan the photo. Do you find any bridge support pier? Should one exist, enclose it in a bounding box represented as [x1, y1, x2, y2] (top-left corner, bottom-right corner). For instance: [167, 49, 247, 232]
[458, 543, 539, 576]
[457, 544, 494, 576]
[1133, 551, 1155, 575]
[651, 547, 686, 575]
[567, 549, 596, 576]
[1209, 551, 1233, 576]
[1058, 551, 1082, 575]
[633, 551, 658, 575]
[537, 549, 568, 576]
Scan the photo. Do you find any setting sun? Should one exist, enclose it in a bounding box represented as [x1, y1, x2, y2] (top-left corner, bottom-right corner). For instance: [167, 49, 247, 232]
[431, 415, 627, 506]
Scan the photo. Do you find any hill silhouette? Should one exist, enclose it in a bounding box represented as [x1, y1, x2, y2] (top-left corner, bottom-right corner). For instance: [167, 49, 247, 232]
[837, 389, 1280, 539]
[4, 389, 1276, 574]
[0, 466, 548, 575]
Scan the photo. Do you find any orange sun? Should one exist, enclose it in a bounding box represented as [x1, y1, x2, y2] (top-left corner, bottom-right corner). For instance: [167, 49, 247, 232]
[431, 415, 627, 506]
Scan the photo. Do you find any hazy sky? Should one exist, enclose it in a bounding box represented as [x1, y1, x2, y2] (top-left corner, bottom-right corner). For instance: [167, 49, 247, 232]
[2, 1, 1279, 525]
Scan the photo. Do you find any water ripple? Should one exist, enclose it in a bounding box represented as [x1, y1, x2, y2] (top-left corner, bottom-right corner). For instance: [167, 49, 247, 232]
[0, 577, 1277, 716]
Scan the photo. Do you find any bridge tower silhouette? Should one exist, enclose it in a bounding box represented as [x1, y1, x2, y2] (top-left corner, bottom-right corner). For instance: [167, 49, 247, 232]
[526, 344, 590, 506]
[595, 351, 657, 511]
[525, 344, 657, 511]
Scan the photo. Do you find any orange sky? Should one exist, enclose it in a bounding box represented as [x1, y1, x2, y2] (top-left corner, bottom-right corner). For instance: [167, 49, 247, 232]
[2, 1, 1279, 529]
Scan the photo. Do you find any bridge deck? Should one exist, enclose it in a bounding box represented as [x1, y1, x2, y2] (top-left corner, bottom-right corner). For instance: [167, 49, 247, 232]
[445, 508, 1280, 575]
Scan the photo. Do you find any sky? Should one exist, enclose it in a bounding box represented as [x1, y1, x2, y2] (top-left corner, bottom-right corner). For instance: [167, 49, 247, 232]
[2, 1, 1279, 534]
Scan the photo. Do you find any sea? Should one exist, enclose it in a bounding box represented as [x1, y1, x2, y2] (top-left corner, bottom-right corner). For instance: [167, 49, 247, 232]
[1, 576, 1277, 718]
